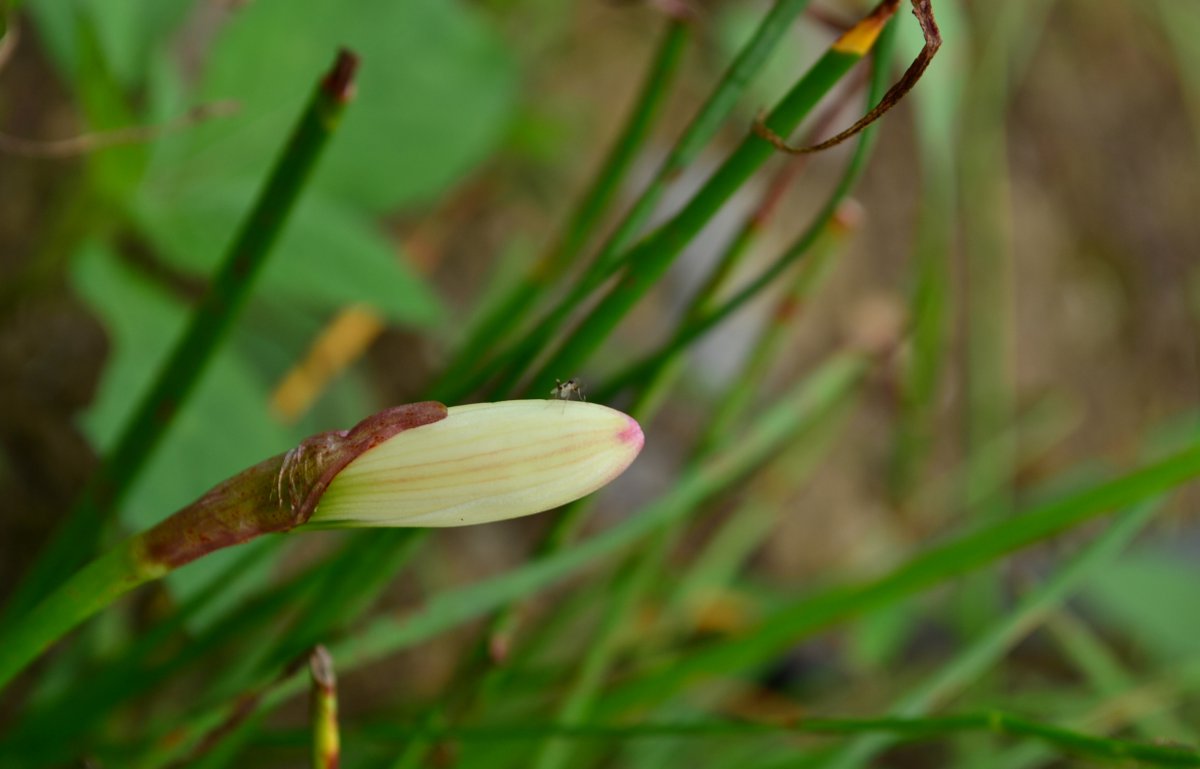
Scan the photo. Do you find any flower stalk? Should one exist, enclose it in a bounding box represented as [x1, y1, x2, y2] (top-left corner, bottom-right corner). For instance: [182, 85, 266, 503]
[4, 48, 363, 629]
[309, 646, 340, 769]
[0, 400, 643, 692]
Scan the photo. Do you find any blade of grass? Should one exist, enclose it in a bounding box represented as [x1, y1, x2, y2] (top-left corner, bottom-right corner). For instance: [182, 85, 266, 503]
[667, 379, 861, 638]
[954, 0, 1024, 651]
[887, 0, 965, 507]
[440, 0, 828, 404]
[981, 658, 1200, 769]
[810, 500, 1162, 769]
[693, 210, 848, 456]
[594, 440, 1200, 714]
[273, 713, 1200, 767]
[529, 544, 660, 769]
[950, 2, 1058, 686]
[432, 19, 691, 397]
[518, 5, 896, 399]
[3, 50, 361, 627]
[593, 15, 896, 403]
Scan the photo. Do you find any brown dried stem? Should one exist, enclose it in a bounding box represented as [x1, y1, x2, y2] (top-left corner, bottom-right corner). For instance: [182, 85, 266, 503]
[754, 0, 941, 154]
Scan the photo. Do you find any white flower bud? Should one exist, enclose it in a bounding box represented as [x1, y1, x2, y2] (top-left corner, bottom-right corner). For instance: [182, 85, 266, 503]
[309, 400, 644, 527]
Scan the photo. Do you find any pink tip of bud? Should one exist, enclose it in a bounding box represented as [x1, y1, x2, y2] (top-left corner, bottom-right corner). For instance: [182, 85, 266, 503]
[619, 417, 645, 452]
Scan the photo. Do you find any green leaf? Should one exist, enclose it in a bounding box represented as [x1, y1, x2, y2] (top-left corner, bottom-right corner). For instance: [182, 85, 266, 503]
[84, 0, 195, 90]
[25, 0, 194, 91]
[133, 181, 442, 324]
[1083, 551, 1200, 661]
[145, 0, 517, 212]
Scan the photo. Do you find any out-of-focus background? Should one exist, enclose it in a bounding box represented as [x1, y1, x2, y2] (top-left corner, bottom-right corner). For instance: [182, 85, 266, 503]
[2, 0, 1200, 766]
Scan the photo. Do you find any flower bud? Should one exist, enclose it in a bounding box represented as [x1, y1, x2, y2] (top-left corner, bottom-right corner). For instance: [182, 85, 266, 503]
[309, 400, 644, 527]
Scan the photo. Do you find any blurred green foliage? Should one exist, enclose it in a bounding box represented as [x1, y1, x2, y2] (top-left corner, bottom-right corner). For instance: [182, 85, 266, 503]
[2, 0, 1200, 767]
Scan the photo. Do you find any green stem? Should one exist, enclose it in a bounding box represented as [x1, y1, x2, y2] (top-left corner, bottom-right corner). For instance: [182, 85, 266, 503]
[0, 535, 165, 693]
[0, 403, 445, 694]
[595, 18, 894, 403]
[309, 647, 340, 769]
[3, 50, 361, 627]
[597, 440, 1200, 714]
[440, 0, 819, 404]
[530, 541, 661, 769]
[815, 501, 1162, 769]
[521, 25, 881, 398]
[316, 713, 1200, 767]
[694, 217, 844, 456]
[430, 19, 690, 399]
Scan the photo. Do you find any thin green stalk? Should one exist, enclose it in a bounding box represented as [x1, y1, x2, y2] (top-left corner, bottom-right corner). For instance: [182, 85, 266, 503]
[441, 0, 820, 404]
[982, 659, 1200, 769]
[666, 371, 861, 638]
[593, 15, 894, 403]
[3, 50, 361, 627]
[955, 1, 1023, 652]
[628, 81, 857, 421]
[305, 713, 1200, 767]
[3, 545, 303, 754]
[531, 542, 661, 769]
[520, 11, 891, 399]
[0, 536, 166, 693]
[431, 20, 690, 399]
[884, 0, 964, 510]
[595, 441, 1200, 714]
[0, 402, 445, 695]
[812, 500, 1162, 769]
[309, 647, 339, 769]
[694, 217, 844, 456]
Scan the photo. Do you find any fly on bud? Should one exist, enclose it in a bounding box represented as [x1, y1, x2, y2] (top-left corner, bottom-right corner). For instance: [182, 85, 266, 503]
[551, 378, 586, 402]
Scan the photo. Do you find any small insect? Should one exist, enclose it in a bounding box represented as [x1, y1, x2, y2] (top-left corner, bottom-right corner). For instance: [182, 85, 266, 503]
[550, 377, 586, 402]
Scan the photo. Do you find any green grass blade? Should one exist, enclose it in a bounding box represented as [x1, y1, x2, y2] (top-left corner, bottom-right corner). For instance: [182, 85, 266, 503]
[594, 17, 898, 403]
[437, 0, 819, 405]
[522, 35, 878, 398]
[3, 51, 360, 626]
[596, 442, 1200, 714]
[432, 20, 691, 398]
[273, 713, 1200, 767]
[812, 500, 1162, 769]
